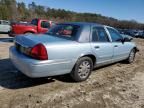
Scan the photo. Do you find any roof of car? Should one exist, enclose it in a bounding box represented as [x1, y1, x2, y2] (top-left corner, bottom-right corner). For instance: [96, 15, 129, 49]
[60, 22, 104, 27]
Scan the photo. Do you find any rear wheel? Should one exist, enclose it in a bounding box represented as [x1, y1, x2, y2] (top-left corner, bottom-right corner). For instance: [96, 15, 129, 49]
[70, 57, 93, 82]
[126, 49, 136, 63]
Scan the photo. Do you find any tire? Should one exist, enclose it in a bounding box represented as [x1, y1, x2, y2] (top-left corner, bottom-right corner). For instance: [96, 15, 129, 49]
[126, 49, 136, 64]
[70, 57, 93, 82]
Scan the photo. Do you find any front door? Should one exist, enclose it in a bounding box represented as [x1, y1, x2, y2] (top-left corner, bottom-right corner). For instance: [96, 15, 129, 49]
[107, 27, 130, 62]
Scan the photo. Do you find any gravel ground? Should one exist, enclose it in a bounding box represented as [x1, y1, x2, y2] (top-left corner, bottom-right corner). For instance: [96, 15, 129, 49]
[0, 34, 144, 108]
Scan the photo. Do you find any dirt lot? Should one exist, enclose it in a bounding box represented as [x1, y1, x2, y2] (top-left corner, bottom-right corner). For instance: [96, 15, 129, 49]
[0, 34, 144, 108]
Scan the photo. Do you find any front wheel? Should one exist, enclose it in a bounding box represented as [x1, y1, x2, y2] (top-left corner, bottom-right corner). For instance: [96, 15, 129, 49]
[70, 57, 93, 82]
[126, 49, 136, 63]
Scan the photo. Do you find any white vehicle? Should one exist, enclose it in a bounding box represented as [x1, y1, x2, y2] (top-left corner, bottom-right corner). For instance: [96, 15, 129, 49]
[0, 20, 11, 33]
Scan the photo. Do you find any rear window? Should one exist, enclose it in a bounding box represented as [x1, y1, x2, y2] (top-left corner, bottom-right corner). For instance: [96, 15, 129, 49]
[31, 19, 38, 26]
[46, 24, 80, 38]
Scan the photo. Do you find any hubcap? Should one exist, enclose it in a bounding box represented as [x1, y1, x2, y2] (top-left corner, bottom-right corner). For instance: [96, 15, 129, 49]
[129, 51, 135, 62]
[78, 61, 91, 79]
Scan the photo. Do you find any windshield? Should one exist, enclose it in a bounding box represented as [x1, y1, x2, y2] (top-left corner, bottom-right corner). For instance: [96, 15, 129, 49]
[46, 24, 80, 39]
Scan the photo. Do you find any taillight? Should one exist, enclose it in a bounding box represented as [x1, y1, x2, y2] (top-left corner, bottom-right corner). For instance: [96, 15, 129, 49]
[30, 44, 48, 60]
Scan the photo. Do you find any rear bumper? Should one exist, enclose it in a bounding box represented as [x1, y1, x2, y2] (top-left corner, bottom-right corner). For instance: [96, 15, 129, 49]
[9, 47, 73, 78]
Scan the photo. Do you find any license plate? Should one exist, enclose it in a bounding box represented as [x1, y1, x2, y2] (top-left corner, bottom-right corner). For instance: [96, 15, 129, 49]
[15, 43, 31, 54]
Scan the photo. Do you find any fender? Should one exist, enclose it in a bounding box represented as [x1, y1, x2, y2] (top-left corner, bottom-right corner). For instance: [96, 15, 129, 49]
[23, 28, 37, 34]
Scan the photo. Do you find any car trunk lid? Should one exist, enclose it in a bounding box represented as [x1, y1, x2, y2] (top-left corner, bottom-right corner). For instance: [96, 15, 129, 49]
[15, 34, 73, 47]
[14, 34, 74, 57]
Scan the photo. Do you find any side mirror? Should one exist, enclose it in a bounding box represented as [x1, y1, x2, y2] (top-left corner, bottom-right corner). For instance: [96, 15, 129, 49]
[122, 37, 133, 43]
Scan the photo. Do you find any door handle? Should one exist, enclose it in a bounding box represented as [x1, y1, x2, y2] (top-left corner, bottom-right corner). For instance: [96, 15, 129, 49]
[114, 45, 118, 47]
[94, 46, 100, 49]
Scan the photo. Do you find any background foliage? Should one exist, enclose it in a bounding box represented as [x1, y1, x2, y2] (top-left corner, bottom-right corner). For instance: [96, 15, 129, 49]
[0, 0, 144, 30]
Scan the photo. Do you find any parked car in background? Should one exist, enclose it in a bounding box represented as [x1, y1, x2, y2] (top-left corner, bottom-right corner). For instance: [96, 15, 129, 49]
[133, 31, 141, 38]
[136, 31, 144, 38]
[117, 28, 144, 39]
[124, 30, 135, 37]
[117, 29, 127, 35]
[121, 34, 133, 40]
[142, 32, 144, 38]
[0, 20, 11, 33]
[125, 30, 143, 38]
[9, 18, 55, 37]
[10, 22, 139, 82]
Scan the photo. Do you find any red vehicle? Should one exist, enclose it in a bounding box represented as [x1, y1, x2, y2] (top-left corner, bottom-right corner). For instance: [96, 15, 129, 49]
[9, 19, 55, 37]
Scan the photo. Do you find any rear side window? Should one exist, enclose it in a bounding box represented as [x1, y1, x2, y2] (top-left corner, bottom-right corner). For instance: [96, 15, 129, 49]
[107, 28, 123, 42]
[47, 24, 80, 38]
[92, 27, 109, 42]
[41, 21, 50, 28]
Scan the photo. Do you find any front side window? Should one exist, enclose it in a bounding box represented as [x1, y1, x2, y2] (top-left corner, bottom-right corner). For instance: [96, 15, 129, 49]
[107, 28, 123, 42]
[92, 27, 109, 42]
[46, 24, 80, 38]
[41, 21, 50, 28]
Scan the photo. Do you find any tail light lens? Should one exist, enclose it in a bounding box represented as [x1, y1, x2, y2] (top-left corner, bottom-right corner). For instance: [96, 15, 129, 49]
[30, 44, 48, 60]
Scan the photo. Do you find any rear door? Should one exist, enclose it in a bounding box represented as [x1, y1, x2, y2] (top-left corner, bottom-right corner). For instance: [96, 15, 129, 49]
[90, 26, 113, 65]
[106, 27, 130, 62]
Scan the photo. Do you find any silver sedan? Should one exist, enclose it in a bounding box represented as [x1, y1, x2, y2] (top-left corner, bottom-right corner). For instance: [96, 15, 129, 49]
[10, 22, 139, 82]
